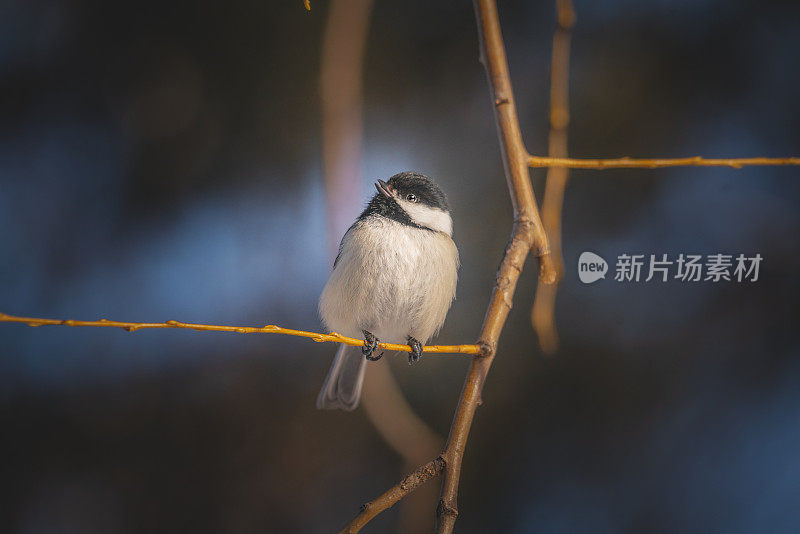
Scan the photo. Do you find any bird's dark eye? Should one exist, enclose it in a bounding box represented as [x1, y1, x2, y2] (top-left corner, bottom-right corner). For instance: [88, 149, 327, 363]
[406, 194, 418, 202]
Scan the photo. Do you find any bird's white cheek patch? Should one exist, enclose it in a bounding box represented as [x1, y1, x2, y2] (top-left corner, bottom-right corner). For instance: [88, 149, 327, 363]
[396, 198, 453, 235]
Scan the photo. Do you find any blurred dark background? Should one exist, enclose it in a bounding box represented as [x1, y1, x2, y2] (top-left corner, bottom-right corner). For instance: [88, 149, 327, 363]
[2, 0, 800, 532]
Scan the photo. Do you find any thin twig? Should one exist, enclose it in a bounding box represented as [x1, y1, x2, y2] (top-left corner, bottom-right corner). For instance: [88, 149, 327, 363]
[528, 155, 800, 169]
[532, 0, 575, 355]
[338, 457, 445, 534]
[0, 313, 480, 355]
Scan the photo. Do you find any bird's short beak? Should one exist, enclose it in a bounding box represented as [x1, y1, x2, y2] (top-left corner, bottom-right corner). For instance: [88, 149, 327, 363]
[375, 179, 393, 198]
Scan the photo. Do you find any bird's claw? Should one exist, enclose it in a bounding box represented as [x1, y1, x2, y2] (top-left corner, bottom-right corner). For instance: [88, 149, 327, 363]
[363, 331, 383, 361]
[408, 337, 423, 365]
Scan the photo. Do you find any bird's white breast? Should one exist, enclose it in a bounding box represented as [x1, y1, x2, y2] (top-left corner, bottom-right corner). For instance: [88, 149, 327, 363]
[319, 216, 459, 344]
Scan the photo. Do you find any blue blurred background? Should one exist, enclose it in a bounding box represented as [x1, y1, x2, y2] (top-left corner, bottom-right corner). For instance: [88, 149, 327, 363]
[1, 0, 799, 532]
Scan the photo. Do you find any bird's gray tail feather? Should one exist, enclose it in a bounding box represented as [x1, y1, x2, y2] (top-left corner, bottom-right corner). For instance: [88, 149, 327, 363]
[316, 344, 367, 411]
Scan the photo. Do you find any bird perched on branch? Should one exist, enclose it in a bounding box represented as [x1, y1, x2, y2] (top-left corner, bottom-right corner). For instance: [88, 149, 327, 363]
[317, 172, 459, 410]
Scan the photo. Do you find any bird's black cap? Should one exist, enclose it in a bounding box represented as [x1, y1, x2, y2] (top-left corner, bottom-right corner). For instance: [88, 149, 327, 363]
[382, 172, 449, 211]
[358, 171, 450, 230]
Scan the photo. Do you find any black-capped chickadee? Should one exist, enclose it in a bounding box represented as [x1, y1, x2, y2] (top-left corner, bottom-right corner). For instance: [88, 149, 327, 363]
[317, 172, 459, 411]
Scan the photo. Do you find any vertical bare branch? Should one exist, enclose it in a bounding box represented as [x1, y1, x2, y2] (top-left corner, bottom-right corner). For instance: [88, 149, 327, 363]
[435, 1, 556, 532]
[532, 0, 575, 355]
[468, 0, 556, 284]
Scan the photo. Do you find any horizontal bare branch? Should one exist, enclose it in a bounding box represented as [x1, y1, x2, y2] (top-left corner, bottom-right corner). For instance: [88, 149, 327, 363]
[0, 312, 481, 355]
[528, 155, 800, 169]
